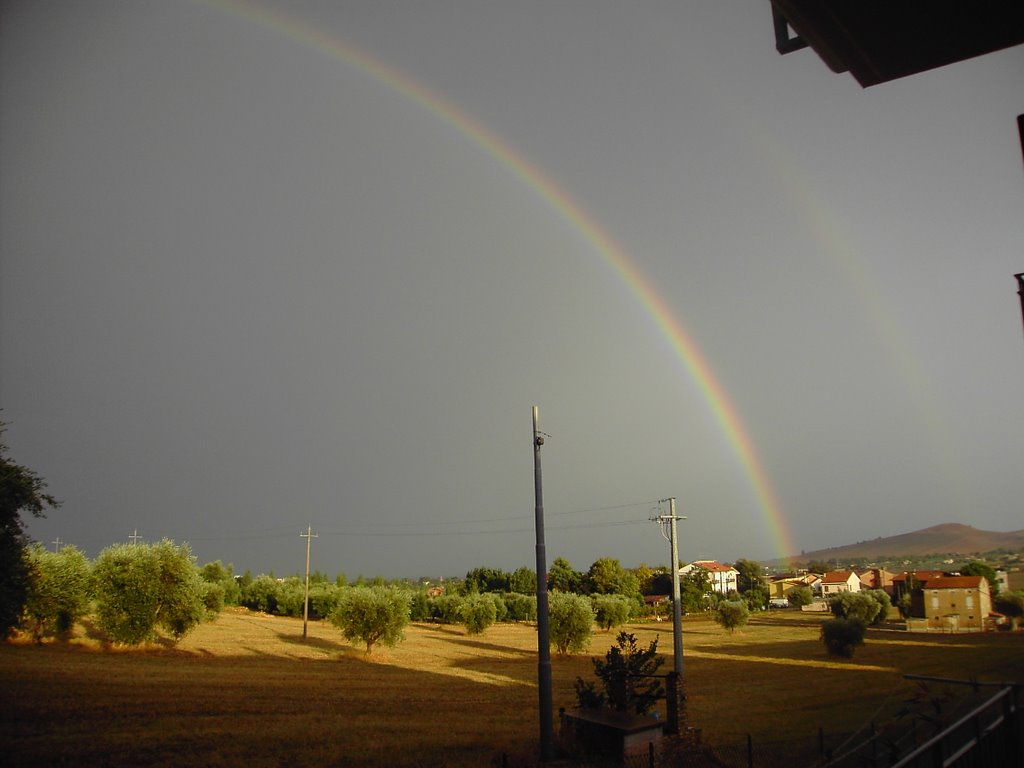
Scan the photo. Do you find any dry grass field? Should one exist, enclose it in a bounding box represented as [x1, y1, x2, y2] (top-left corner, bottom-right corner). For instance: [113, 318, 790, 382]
[2, 608, 1022, 767]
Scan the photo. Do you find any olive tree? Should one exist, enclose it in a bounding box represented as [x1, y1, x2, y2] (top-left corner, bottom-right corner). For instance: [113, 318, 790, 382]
[330, 586, 410, 654]
[713, 599, 750, 633]
[23, 545, 91, 641]
[92, 539, 206, 644]
[460, 593, 498, 634]
[548, 591, 594, 654]
[592, 594, 632, 632]
[821, 617, 866, 658]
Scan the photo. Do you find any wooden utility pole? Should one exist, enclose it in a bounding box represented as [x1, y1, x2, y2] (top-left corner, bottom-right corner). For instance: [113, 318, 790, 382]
[301, 526, 318, 640]
[128, 529, 141, 545]
[51, 537, 62, 553]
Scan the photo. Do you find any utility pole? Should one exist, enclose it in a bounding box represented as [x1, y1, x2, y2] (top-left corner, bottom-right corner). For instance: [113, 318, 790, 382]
[532, 406, 553, 761]
[128, 529, 141, 545]
[51, 537, 62, 553]
[301, 526, 318, 640]
[1015, 273, 1023, 339]
[653, 498, 687, 737]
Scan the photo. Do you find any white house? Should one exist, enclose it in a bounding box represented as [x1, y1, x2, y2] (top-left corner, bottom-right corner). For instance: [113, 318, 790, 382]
[680, 560, 739, 594]
[820, 570, 863, 597]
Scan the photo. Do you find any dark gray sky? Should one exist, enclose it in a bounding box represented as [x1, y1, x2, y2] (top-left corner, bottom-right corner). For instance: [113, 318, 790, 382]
[3, 1, 1023, 580]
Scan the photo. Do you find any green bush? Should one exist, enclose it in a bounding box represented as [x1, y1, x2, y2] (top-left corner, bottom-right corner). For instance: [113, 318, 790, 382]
[503, 592, 537, 622]
[575, 631, 665, 715]
[460, 593, 498, 634]
[714, 600, 750, 633]
[330, 586, 410, 654]
[23, 545, 91, 640]
[240, 575, 281, 614]
[409, 590, 432, 621]
[592, 594, 632, 632]
[787, 586, 813, 608]
[430, 593, 465, 624]
[828, 592, 882, 625]
[92, 540, 206, 645]
[487, 592, 508, 623]
[821, 617, 866, 658]
[548, 592, 594, 655]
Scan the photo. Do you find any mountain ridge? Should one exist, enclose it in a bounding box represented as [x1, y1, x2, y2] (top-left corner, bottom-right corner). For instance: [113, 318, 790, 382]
[779, 523, 1024, 564]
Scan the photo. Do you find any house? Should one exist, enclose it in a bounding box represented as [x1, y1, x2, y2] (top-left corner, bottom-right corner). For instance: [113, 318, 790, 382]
[820, 571, 863, 597]
[857, 568, 896, 594]
[768, 573, 820, 601]
[680, 560, 738, 594]
[908, 576, 992, 632]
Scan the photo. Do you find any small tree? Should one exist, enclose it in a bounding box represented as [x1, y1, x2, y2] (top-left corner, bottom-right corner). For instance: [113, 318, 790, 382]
[547, 557, 583, 594]
[821, 617, 866, 658]
[714, 599, 749, 633]
[23, 545, 91, 641]
[592, 594, 632, 632]
[92, 539, 206, 645]
[548, 591, 594, 654]
[330, 586, 410, 654]
[829, 592, 882, 625]
[994, 591, 1024, 630]
[575, 631, 665, 715]
[460, 593, 498, 634]
[503, 592, 537, 622]
[959, 562, 999, 596]
[788, 586, 813, 608]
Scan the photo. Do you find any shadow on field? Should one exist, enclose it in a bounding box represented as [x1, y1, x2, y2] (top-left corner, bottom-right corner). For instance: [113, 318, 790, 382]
[275, 631, 347, 653]
[440, 635, 537, 658]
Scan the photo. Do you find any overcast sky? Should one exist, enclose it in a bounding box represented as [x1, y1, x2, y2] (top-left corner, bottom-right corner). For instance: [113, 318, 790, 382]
[3, 1, 1023, 581]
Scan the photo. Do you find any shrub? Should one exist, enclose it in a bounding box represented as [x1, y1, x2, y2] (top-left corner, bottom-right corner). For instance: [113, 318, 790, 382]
[460, 593, 498, 635]
[240, 575, 281, 614]
[409, 591, 432, 621]
[592, 594, 632, 632]
[503, 592, 537, 622]
[788, 586, 813, 608]
[330, 586, 410, 654]
[92, 540, 206, 645]
[821, 617, 867, 658]
[828, 592, 882, 625]
[714, 600, 750, 633]
[431, 593, 465, 624]
[23, 545, 91, 641]
[548, 592, 594, 655]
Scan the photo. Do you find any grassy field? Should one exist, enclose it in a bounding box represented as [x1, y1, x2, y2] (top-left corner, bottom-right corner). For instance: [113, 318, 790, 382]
[2, 609, 1022, 767]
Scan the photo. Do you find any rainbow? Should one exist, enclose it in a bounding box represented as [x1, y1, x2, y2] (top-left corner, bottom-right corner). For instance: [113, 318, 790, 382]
[201, 0, 799, 561]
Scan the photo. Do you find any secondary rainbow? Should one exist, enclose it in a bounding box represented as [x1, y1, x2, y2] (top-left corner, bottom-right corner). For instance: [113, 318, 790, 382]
[203, 0, 798, 561]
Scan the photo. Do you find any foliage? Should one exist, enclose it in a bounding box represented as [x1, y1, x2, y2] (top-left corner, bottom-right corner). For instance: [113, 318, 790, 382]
[592, 594, 632, 632]
[733, 558, 764, 593]
[92, 539, 206, 644]
[821, 617, 866, 658]
[713, 599, 750, 633]
[574, 631, 665, 715]
[742, 586, 769, 611]
[828, 591, 883, 625]
[680, 569, 712, 613]
[487, 591, 508, 622]
[958, 561, 999, 596]
[409, 590, 432, 621]
[547, 557, 583, 593]
[240, 574, 281, 614]
[0, 425, 61, 638]
[460, 593, 498, 634]
[463, 566, 509, 594]
[548, 591, 594, 654]
[508, 566, 536, 595]
[804, 560, 832, 575]
[863, 589, 892, 625]
[199, 561, 240, 606]
[993, 591, 1024, 629]
[585, 557, 640, 598]
[330, 586, 410, 654]
[23, 545, 91, 640]
[788, 586, 813, 607]
[503, 592, 537, 622]
[430, 593, 465, 624]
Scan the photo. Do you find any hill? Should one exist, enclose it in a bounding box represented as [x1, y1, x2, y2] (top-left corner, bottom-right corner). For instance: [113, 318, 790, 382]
[787, 523, 1024, 564]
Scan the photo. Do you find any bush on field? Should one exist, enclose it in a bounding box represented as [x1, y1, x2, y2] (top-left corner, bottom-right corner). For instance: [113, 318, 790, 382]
[592, 594, 632, 632]
[503, 592, 537, 622]
[431, 593, 465, 624]
[821, 617, 866, 658]
[199, 561, 240, 607]
[788, 586, 813, 608]
[23, 544, 91, 641]
[713, 600, 750, 633]
[461, 593, 498, 635]
[829, 591, 884, 625]
[92, 539, 206, 645]
[409, 591, 432, 621]
[487, 592, 509, 623]
[240, 575, 281, 614]
[330, 585, 410, 654]
[307, 582, 341, 619]
[548, 592, 594, 655]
